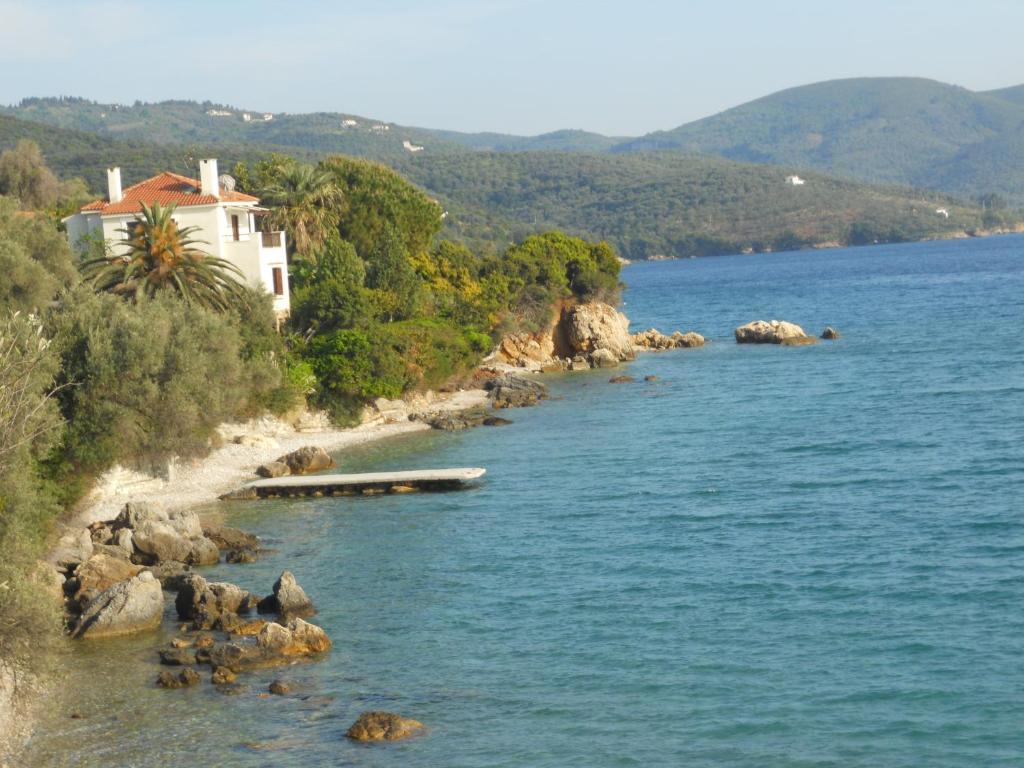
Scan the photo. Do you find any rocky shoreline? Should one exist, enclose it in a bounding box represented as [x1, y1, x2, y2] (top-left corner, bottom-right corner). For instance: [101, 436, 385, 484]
[3, 299, 838, 762]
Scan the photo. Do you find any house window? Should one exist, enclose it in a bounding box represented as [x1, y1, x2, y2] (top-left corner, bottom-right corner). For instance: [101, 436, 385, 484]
[231, 214, 240, 241]
[272, 267, 284, 296]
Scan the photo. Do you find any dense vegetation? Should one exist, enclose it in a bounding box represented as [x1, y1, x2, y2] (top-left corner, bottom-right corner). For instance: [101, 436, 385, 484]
[235, 153, 619, 419]
[396, 152, 997, 259]
[0, 145, 621, 663]
[615, 77, 1024, 204]
[1, 109, 1003, 261]
[9, 82, 1024, 205]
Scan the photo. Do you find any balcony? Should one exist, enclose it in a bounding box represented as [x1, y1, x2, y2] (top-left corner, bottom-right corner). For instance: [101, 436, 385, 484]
[261, 231, 282, 248]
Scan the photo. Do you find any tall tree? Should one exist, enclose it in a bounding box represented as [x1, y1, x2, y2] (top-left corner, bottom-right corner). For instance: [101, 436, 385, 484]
[81, 202, 247, 312]
[365, 226, 420, 322]
[258, 163, 344, 260]
[0, 140, 60, 209]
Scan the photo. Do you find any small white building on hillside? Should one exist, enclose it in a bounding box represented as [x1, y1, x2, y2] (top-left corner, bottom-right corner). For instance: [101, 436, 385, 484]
[63, 159, 290, 315]
[786, 175, 806, 186]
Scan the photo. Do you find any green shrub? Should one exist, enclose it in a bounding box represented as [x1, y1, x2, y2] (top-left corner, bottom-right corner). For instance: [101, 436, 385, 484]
[47, 289, 280, 477]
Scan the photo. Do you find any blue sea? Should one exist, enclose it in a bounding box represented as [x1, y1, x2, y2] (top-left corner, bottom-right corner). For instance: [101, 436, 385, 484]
[25, 236, 1024, 767]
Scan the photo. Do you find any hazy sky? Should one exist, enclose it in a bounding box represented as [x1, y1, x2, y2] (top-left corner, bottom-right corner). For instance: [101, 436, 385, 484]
[2, 0, 1022, 135]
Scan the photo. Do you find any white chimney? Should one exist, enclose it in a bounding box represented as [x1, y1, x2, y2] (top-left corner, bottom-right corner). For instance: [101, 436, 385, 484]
[107, 167, 122, 203]
[199, 158, 219, 198]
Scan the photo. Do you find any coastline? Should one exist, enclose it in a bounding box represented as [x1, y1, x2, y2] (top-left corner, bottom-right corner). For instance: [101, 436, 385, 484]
[1, 387, 490, 765]
[68, 388, 491, 530]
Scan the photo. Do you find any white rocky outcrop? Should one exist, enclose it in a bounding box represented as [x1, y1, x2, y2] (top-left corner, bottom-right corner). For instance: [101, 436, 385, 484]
[734, 320, 811, 344]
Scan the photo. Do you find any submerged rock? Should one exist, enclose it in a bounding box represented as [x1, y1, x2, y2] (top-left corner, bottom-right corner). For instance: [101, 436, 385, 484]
[821, 326, 841, 340]
[346, 711, 425, 742]
[268, 680, 291, 696]
[73, 571, 163, 640]
[608, 375, 635, 384]
[735, 320, 811, 344]
[156, 668, 200, 689]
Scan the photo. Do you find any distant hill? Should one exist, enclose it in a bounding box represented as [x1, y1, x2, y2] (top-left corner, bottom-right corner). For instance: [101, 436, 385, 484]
[615, 78, 1024, 202]
[0, 111, 1004, 260]
[0, 97, 615, 160]
[8, 81, 1024, 204]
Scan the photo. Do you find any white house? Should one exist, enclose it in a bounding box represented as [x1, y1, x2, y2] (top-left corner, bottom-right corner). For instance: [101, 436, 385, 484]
[785, 175, 806, 186]
[402, 140, 425, 153]
[63, 159, 290, 315]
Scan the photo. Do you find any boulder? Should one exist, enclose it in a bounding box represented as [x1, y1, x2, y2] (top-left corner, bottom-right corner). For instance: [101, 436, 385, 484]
[211, 666, 237, 685]
[608, 375, 635, 384]
[644, 375, 658, 382]
[156, 668, 200, 689]
[274, 446, 334, 475]
[494, 331, 555, 368]
[129, 507, 219, 566]
[426, 409, 487, 431]
[256, 461, 290, 479]
[632, 328, 705, 351]
[113, 529, 134, 559]
[485, 374, 548, 409]
[257, 571, 315, 617]
[72, 554, 142, 605]
[780, 335, 819, 346]
[159, 647, 197, 666]
[255, 618, 331, 658]
[226, 548, 258, 564]
[569, 357, 591, 371]
[175, 574, 258, 630]
[821, 326, 841, 340]
[200, 522, 259, 552]
[560, 302, 636, 362]
[51, 528, 94, 571]
[735, 320, 810, 344]
[590, 348, 620, 368]
[482, 416, 512, 427]
[268, 680, 291, 695]
[144, 561, 192, 591]
[346, 711, 425, 742]
[672, 331, 705, 348]
[72, 571, 164, 640]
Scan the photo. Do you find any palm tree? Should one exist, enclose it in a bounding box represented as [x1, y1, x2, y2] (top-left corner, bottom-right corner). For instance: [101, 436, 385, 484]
[258, 164, 343, 261]
[81, 202, 247, 312]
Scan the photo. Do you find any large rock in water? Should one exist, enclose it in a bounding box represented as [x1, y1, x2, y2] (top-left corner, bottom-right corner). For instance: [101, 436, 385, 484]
[560, 302, 636, 363]
[72, 571, 164, 639]
[735, 320, 810, 344]
[257, 571, 315, 617]
[484, 374, 549, 408]
[346, 711, 425, 742]
[274, 446, 334, 475]
[176, 574, 258, 630]
[255, 617, 331, 658]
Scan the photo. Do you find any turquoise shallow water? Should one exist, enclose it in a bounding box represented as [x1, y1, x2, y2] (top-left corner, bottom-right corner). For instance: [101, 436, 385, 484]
[24, 236, 1024, 767]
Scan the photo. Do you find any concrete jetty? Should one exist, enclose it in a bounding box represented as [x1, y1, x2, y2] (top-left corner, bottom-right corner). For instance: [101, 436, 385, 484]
[221, 468, 486, 500]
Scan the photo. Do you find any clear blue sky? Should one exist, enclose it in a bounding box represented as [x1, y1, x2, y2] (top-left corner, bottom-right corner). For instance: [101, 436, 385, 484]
[2, 0, 1022, 135]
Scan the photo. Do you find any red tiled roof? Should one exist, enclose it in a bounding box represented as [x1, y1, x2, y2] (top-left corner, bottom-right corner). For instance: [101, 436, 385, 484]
[80, 172, 258, 214]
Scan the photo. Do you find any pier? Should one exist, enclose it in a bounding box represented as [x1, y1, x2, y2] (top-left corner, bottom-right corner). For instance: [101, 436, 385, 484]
[221, 468, 487, 500]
